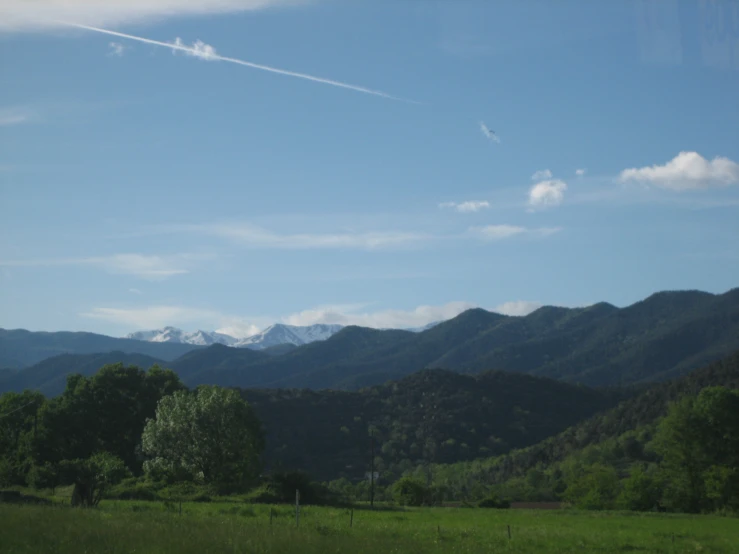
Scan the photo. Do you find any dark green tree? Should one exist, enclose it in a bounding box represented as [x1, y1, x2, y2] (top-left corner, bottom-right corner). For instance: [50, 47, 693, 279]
[392, 476, 428, 506]
[0, 390, 45, 486]
[563, 464, 619, 510]
[36, 364, 183, 471]
[615, 466, 662, 511]
[654, 387, 739, 513]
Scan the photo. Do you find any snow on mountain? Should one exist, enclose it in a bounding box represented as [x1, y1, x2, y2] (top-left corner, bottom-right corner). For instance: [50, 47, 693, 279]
[234, 323, 344, 350]
[126, 327, 238, 346]
[405, 321, 441, 333]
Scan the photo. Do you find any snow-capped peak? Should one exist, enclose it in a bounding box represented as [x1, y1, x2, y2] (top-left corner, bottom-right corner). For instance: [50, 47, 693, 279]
[234, 323, 344, 350]
[126, 327, 238, 346]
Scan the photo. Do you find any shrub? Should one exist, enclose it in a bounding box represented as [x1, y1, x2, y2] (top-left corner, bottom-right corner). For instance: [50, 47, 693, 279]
[392, 477, 428, 507]
[477, 493, 510, 509]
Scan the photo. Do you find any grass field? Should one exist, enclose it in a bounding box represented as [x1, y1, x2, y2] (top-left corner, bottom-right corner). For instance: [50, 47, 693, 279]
[1, 499, 738, 553]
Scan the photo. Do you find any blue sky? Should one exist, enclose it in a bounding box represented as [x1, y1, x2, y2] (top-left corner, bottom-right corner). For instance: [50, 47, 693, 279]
[1, 0, 738, 337]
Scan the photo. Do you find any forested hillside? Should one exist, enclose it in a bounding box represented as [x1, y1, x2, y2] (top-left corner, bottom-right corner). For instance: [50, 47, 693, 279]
[239, 370, 625, 481]
[0, 352, 166, 396]
[416, 350, 739, 503]
[185, 287, 739, 390]
[4, 288, 738, 395]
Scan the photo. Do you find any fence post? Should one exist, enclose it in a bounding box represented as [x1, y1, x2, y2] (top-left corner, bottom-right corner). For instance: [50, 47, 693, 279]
[179, 501, 182, 516]
[350, 509, 354, 528]
[295, 490, 300, 528]
[270, 508, 274, 526]
[507, 525, 511, 539]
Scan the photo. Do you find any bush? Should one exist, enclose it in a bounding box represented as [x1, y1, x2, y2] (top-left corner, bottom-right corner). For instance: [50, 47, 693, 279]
[158, 482, 216, 502]
[248, 471, 336, 506]
[107, 478, 161, 501]
[477, 493, 511, 509]
[615, 467, 662, 512]
[392, 477, 428, 507]
[27, 463, 59, 493]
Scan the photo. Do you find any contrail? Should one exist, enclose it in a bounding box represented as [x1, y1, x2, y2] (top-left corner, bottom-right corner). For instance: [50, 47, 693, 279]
[59, 21, 418, 104]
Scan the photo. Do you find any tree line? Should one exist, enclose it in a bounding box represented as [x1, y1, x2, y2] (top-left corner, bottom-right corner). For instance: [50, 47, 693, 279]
[0, 364, 265, 506]
[2, 356, 738, 514]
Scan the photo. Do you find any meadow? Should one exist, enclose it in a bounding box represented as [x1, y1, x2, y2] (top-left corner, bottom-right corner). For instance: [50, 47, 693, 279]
[1, 498, 738, 554]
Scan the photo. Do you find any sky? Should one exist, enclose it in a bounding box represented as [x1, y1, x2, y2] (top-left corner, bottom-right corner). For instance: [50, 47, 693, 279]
[1, 0, 738, 338]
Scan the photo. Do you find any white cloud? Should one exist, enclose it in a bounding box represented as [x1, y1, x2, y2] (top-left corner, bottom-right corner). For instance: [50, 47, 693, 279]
[531, 169, 553, 181]
[283, 301, 477, 329]
[0, 253, 203, 280]
[439, 200, 490, 213]
[82, 305, 225, 330]
[108, 41, 126, 56]
[80, 298, 568, 338]
[172, 37, 217, 60]
[493, 300, 542, 316]
[619, 151, 739, 191]
[0, 106, 34, 126]
[0, 1, 312, 32]
[469, 225, 561, 240]
[575, 168, 587, 176]
[129, 288, 142, 294]
[215, 323, 264, 338]
[170, 223, 431, 250]
[40, 23, 413, 103]
[528, 179, 568, 209]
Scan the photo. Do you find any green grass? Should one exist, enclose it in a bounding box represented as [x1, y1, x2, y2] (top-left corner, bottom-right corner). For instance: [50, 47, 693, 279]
[1, 500, 737, 553]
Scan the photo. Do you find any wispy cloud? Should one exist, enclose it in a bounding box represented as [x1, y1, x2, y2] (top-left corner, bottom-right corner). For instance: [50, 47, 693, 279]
[82, 305, 230, 330]
[0, 253, 204, 280]
[479, 121, 500, 143]
[129, 288, 142, 294]
[51, 23, 416, 103]
[528, 179, 568, 209]
[164, 222, 431, 250]
[80, 297, 561, 337]
[439, 200, 490, 213]
[108, 41, 126, 57]
[0, 106, 34, 126]
[468, 225, 561, 240]
[531, 169, 553, 181]
[0, 1, 314, 32]
[282, 301, 477, 329]
[619, 151, 739, 191]
[575, 168, 587, 177]
[493, 300, 542, 316]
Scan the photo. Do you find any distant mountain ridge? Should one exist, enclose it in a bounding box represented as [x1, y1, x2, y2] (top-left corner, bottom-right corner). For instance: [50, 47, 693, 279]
[0, 328, 200, 369]
[124, 323, 345, 350]
[3, 287, 738, 394]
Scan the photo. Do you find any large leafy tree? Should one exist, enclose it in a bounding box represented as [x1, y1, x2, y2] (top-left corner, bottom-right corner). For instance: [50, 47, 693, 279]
[142, 386, 264, 486]
[654, 386, 739, 513]
[0, 390, 45, 486]
[36, 364, 183, 471]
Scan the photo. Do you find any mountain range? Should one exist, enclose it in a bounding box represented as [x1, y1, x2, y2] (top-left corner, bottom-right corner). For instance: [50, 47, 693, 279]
[2, 287, 737, 396]
[125, 322, 433, 349]
[125, 327, 238, 346]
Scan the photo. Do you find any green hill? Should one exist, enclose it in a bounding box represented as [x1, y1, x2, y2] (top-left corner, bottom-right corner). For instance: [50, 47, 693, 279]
[426, 349, 739, 492]
[0, 328, 200, 368]
[237, 369, 625, 481]
[0, 352, 167, 396]
[183, 287, 739, 390]
[5, 287, 739, 394]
